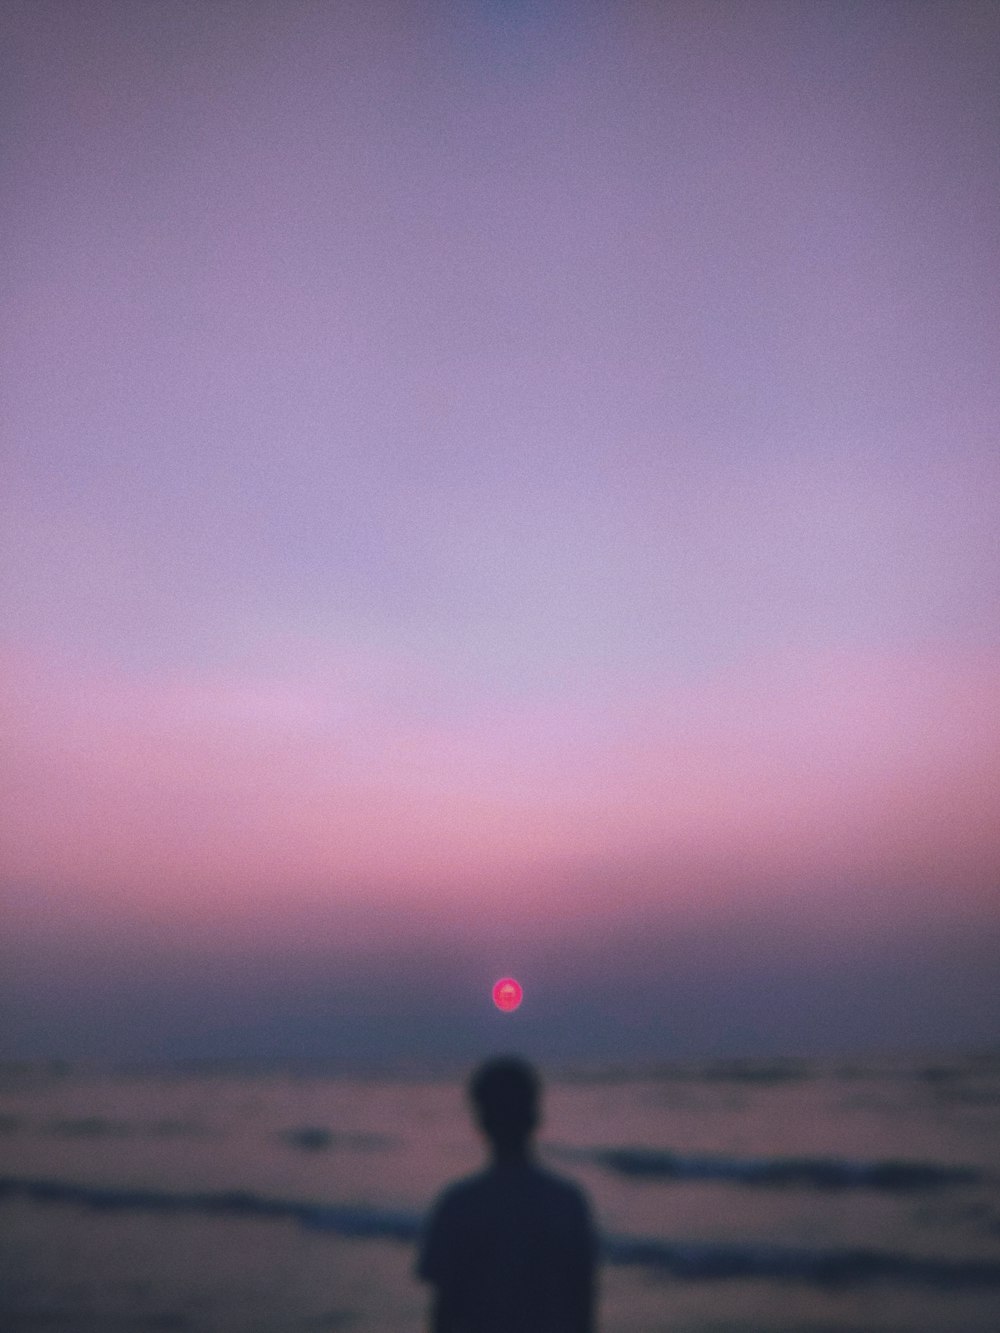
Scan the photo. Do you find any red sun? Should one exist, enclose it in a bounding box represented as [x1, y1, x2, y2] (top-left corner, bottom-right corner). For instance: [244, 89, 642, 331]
[492, 977, 523, 1012]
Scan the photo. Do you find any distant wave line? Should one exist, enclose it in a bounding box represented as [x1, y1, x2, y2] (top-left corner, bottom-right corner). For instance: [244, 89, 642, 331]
[2, 1175, 999, 1289]
[0, 1116, 395, 1151]
[548, 1145, 983, 1191]
[7, 1116, 986, 1190]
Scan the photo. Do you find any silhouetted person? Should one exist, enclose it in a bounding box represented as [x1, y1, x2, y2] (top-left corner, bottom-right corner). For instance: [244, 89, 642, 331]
[417, 1056, 597, 1333]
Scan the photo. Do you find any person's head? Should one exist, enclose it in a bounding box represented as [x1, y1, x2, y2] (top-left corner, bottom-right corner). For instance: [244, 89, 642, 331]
[468, 1056, 540, 1156]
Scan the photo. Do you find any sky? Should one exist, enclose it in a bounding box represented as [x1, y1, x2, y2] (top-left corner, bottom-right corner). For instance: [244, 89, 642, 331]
[2, 0, 998, 1065]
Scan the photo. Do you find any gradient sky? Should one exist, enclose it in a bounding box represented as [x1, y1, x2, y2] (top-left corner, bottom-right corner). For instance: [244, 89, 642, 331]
[2, 1, 998, 1064]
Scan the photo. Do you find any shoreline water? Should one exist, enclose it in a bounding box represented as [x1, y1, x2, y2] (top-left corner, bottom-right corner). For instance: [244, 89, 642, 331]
[2, 1052, 998, 1330]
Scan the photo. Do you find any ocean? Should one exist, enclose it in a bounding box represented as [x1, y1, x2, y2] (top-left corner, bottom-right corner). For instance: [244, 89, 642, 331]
[1, 1052, 998, 1331]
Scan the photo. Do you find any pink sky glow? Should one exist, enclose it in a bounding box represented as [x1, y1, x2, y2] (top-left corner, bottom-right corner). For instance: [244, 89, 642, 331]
[4, 640, 997, 930]
[2, 1, 998, 1059]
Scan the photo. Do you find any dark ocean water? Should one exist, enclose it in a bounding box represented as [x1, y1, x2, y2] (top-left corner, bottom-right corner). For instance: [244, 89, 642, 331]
[1, 1053, 998, 1330]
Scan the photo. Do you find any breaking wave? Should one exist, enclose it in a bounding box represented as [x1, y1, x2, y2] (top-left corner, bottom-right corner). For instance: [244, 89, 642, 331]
[0, 1175, 420, 1241]
[602, 1235, 1000, 1287]
[551, 1146, 982, 1191]
[2, 1175, 999, 1289]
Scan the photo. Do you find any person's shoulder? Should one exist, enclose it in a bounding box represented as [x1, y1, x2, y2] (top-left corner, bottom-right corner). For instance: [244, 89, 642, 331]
[417, 1170, 493, 1281]
[530, 1162, 592, 1214]
[533, 1161, 587, 1195]
[443, 1166, 494, 1197]
[430, 1169, 492, 1215]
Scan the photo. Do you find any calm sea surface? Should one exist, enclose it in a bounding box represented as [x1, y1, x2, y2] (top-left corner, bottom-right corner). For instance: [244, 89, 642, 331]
[1, 1053, 998, 1331]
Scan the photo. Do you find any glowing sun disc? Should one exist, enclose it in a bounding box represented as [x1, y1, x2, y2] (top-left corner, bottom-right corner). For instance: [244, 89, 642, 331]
[492, 977, 523, 1012]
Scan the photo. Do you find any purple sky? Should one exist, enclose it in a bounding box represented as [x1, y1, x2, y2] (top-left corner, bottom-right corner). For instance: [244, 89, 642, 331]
[2, 1, 998, 1063]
